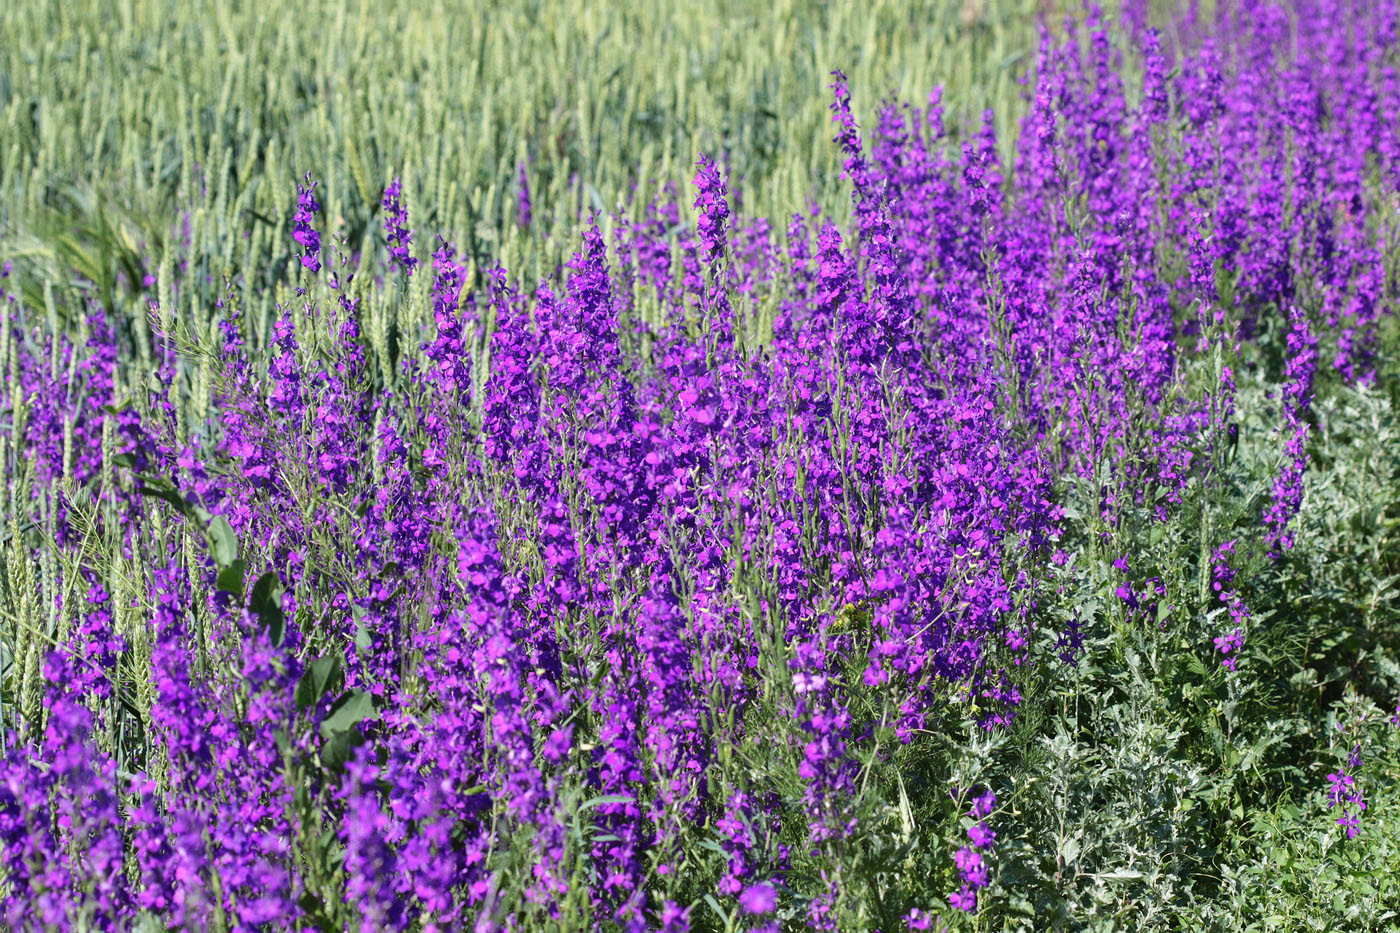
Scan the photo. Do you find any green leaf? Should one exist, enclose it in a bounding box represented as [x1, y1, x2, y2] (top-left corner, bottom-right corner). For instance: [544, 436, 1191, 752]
[1059, 835, 1081, 864]
[136, 480, 194, 519]
[576, 794, 635, 813]
[265, 611, 288, 649]
[1095, 869, 1144, 881]
[215, 559, 245, 597]
[702, 894, 734, 927]
[319, 729, 363, 770]
[295, 656, 343, 713]
[319, 690, 375, 741]
[316, 689, 375, 769]
[349, 603, 373, 650]
[248, 571, 288, 647]
[207, 515, 238, 568]
[249, 572, 282, 616]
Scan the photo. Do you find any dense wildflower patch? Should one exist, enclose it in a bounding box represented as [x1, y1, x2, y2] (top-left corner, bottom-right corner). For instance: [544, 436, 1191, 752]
[1, 0, 1398, 929]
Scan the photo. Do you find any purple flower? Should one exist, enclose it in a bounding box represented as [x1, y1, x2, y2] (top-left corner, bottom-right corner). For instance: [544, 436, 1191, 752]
[1327, 742, 1367, 839]
[739, 882, 778, 915]
[292, 173, 322, 272]
[694, 153, 730, 264]
[382, 176, 418, 276]
[948, 884, 977, 912]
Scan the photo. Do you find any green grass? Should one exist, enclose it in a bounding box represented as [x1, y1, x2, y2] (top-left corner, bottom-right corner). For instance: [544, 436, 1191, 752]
[0, 0, 1047, 345]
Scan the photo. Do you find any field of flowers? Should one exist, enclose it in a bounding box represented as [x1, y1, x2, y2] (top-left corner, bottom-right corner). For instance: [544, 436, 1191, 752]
[2, 0, 1399, 929]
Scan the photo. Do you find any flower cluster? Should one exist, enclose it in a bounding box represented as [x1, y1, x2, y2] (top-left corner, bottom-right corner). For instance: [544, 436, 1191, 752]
[1326, 741, 1366, 839]
[381, 177, 417, 277]
[948, 789, 998, 912]
[1263, 303, 1317, 557]
[1210, 541, 1249, 671]
[293, 172, 323, 272]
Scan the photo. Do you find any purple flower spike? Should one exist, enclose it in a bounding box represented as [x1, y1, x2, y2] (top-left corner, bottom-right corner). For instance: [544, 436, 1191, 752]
[293, 173, 322, 272]
[693, 153, 730, 263]
[382, 176, 418, 277]
[1326, 743, 1367, 839]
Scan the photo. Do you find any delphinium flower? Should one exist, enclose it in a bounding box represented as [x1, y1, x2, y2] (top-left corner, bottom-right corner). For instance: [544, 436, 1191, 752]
[1056, 616, 1086, 665]
[7, 2, 1400, 924]
[422, 237, 473, 402]
[948, 788, 998, 913]
[49, 574, 124, 706]
[124, 781, 198, 923]
[138, 564, 221, 924]
[338, 747, 406, 931]
[480, 265, 543, 476]
[377, 575, 494, 923]
[739, 881, 778, 916]
[625, 194, 677, 306]
[635, 581, 708, 862]
[868, 100, 935, 294]
[293, 172, 323, 272]
[658, 900, 692, 932]
[457, 519, 575, 916]
[828, 70, 880, 252]
[732, 216, 775, 311]
[690, 154, 737, 354]
[1326, 740, 1366, 839]
[11, 317, 123, 545]
[789, 637, 859, 846]
[1080, 8, 1127, 223]
[382, 176, 418, 277]
[547, 225, 658, 585]
[1008, 26, 1064, 285]
[1170, 45, 1224, 296]
[904, 907, 934, 930]
[715, 790, 761, 896]
[585, 631, 649, 928]
[668, 193, 709, 322]
[1209, 540, 1248, 671]
[827, 71, 920, 372]
[206, 601, 306, 928]
[1262, 305, 1316, 558]
[0, 655, 134, 928]
[693, 153, 730, 265]
[236, 308, 305, 487]
[301, 292, 373, 497]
